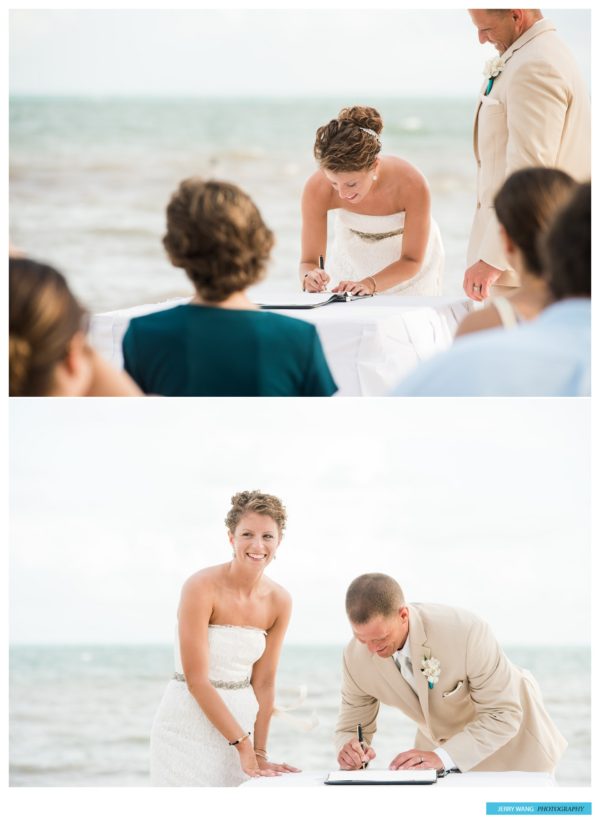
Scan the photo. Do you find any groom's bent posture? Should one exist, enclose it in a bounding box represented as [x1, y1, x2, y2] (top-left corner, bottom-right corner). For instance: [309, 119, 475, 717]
[335, 574, 566, 773]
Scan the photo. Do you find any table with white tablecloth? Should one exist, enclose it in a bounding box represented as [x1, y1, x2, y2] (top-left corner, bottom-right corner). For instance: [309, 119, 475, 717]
[240, 770, 556, 788]
[89, 287, 472, 396]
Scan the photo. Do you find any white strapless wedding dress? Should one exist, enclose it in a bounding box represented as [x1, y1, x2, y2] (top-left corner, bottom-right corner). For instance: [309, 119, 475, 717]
[150, 624, 265, 786]
[326, 209, 444, 295]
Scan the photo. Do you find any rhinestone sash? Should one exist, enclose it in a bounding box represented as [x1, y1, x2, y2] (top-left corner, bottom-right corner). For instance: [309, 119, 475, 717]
[350, 228, 404, 242]
[173, 672, 251, 690]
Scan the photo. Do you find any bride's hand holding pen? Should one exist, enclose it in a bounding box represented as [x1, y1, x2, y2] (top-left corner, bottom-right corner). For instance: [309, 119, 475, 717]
[302, 255, 330, 292]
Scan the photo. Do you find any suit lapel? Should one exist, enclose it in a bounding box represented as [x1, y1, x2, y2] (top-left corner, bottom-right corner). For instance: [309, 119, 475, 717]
[371, 653, 424, 724]
[407, 605, 432, 728]
[472, 19, 555, 151]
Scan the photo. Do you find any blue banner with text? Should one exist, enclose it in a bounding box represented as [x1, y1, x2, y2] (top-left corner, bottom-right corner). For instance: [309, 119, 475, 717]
[486, 805, 591, 816]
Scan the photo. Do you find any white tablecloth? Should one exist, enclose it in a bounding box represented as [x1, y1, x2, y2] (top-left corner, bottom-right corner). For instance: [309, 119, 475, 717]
[240, 770, 556, 788]
[89, 287, 472, 396]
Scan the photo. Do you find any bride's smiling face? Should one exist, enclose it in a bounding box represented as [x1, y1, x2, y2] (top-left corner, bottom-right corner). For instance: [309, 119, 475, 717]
[323, 163, 379, 205]
[229, 512, 281, 567]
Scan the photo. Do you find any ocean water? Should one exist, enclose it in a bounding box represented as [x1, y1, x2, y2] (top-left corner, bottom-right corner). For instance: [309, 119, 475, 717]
[9, 644, 590, 787]
[9, 96, 477, 313]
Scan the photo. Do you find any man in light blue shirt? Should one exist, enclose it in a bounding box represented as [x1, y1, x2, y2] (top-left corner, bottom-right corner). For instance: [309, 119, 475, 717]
[394, 182, 590, 397]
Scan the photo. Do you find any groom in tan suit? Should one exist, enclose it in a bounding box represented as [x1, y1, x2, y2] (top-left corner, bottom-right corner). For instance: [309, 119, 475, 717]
[335, 574, 567, 773]
[464, 9, 591, 301]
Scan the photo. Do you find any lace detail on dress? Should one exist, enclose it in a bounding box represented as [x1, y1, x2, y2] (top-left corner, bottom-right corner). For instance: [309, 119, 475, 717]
[209, 623, 267, 635]
[327, 209, 444, 296]
[151, 625, 266, 786]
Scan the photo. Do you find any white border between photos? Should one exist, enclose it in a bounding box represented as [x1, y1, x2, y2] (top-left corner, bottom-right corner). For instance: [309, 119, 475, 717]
[3, 1, 596, 818]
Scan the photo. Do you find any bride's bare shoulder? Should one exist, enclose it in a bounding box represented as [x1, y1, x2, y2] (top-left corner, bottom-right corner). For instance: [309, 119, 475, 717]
[384, 155, 429, 191]
[303, 170, 334, 204]
[263, 575, 292, 614]
[181, 564, 228, 596]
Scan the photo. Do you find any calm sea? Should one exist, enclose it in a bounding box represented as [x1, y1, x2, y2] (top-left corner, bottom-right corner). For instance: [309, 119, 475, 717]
[9, 96, 477, 312]
[9, 644, 590, 787]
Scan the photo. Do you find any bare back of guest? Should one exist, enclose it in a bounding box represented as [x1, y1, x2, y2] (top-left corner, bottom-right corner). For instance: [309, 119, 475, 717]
[456, 168, 576, 339]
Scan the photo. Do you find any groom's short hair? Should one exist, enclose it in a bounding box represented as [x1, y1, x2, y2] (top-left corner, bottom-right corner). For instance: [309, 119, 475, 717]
[346, 574, 405, 624]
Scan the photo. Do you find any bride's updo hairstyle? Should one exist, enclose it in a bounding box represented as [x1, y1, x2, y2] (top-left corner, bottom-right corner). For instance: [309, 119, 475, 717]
[9, 257, 88, 396]
[163, 178, 275, 303]
[225, 491, 287, 535]
[314, 106, 383, 173]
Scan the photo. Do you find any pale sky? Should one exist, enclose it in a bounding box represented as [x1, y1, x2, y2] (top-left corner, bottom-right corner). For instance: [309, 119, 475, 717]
[9, 399, 590, 646]
[8, 8, 591, 98]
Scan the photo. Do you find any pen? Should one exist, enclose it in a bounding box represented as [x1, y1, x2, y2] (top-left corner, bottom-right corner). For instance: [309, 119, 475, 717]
[317, 255, 326, 293]
[357, 723, 368, 769]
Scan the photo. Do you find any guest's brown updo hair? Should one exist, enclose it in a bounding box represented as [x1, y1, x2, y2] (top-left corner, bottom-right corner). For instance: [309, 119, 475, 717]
[493, 168, 576, 276]
[163, 178, 275, 303]
[225, 491, 287, 535]
[314, 106, 383, 173]
[542, 181, 591, 301]
[9, 257, 88, 396]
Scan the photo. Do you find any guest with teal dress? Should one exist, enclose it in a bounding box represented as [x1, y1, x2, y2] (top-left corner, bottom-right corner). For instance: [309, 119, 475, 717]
[122, 178, 336, 397]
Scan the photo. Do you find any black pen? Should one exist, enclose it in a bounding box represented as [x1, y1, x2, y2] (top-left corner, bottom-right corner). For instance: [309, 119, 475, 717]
[318, 255, 325, 292]
[357, 723, 368, 769]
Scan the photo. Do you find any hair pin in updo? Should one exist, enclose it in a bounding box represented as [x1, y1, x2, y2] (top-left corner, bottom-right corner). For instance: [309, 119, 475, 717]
[359, 126, 380, 142]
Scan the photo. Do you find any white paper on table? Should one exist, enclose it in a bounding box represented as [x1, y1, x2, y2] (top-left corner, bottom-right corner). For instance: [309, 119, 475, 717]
[325, 768, 437, 785]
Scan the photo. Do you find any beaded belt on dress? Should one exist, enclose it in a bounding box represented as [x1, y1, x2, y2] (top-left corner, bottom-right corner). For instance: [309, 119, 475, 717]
[173, 672, 251, 689]
[350, 228, 404, 242]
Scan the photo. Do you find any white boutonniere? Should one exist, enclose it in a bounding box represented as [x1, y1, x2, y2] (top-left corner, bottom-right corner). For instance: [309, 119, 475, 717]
[483, 57, 505, 80]
[483, 57, 505, 95]
[421, 656, 441, 689]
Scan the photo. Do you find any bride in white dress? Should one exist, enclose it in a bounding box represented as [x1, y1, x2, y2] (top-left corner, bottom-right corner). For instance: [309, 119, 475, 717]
[300, 106, 444, 296]
[150, 491, 300, 786]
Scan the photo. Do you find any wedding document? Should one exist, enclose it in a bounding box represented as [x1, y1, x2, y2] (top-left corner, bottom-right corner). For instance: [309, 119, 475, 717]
[258, 292, 374, 309]
[325, 768, 438, 785]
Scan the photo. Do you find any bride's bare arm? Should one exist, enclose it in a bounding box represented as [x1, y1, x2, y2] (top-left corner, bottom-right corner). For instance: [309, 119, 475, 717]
[178, 575, 250, 745]
[300, 174, 330, 292]
[179, 575, 281, 777]
[250, 589, 300, 773]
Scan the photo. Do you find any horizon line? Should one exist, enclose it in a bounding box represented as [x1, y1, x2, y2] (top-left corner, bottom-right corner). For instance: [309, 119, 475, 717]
[8, 93, 476, 101]
[9, 641, 591, 650]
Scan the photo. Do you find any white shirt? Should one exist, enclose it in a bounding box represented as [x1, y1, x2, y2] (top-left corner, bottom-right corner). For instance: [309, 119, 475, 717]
[393, 641, 458, 773]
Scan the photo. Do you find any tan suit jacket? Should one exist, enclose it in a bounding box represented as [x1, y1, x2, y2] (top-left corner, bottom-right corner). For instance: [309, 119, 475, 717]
[335, 604, 567, 772]
[468, 18, 591, 287]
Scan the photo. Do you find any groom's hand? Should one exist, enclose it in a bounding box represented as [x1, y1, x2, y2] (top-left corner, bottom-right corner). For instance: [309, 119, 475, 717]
[337, 739, 376, 770]
[389, 749, 443, 772]
[463, 260, 502, 301]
